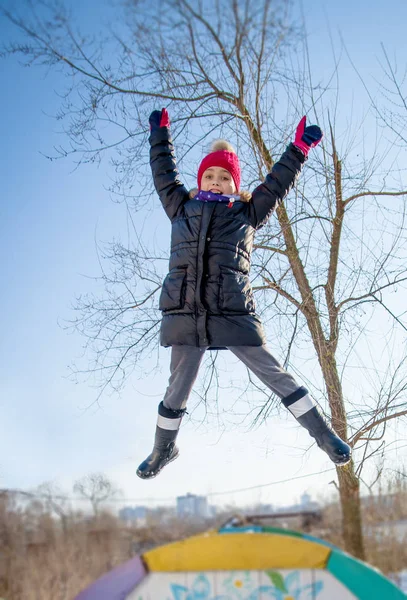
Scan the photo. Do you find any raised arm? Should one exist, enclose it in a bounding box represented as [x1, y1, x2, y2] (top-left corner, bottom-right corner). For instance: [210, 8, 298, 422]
[249, 117, 323, 229]
[149, 109, 189, 221]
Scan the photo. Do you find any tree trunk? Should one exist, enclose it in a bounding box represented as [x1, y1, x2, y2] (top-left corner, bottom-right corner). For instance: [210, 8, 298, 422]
[277, 205, 365, 558]
[336, 463, 364, 558]
[319, 346, 365, 559]
[254, 125, 366, 559]
[304, 313, 365, 558]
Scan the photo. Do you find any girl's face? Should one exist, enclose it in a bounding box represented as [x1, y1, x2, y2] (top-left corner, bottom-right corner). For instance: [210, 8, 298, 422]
[201, 166, 237, 195]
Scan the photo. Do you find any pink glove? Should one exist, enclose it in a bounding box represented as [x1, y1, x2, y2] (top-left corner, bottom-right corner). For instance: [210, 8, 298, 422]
[293, 116, 323, 157]
[149, 108, 170, 131]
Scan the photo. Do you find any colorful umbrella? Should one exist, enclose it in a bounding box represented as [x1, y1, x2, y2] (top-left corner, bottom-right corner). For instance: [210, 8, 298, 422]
[74, 525, 406, 599]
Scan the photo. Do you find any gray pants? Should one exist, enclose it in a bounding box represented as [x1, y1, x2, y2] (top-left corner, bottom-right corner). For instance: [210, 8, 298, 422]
[149, 345, 348, 468]
[162, 345, 314, 414]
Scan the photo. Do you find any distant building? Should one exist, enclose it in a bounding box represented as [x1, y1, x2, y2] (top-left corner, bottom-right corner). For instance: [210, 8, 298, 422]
[148, 506, 176, 524]
[274, 493, 320, 515]
[300, 492, 311, 508]
[177, 493, 209, 519]
[247, 503, 275, 515]
[119, 505, 147, 526]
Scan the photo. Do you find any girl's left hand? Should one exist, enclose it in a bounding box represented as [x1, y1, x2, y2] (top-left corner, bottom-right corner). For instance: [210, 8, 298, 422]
[293, 116, 323, 157]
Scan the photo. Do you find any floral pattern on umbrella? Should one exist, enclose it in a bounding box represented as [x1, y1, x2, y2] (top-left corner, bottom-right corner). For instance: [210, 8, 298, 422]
[169, 571, 324, 600]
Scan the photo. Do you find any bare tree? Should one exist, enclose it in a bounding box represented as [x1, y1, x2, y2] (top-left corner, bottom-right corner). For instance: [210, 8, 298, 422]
[3, 0, 407, 560]
[73, 473, 119, 517]
[35, 482, 71, 534]
[358, 44, 407, 147]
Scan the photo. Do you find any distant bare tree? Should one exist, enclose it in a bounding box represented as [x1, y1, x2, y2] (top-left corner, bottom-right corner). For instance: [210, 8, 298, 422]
[35, 482, 71, 534]
[73, 473, 119, 517]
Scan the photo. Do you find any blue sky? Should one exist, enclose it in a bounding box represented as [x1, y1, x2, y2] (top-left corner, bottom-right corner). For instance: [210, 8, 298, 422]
[1, 0, 407, 512]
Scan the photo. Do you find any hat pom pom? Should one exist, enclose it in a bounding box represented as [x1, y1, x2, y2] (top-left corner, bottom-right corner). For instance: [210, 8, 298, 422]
[210, 139, 236, 153]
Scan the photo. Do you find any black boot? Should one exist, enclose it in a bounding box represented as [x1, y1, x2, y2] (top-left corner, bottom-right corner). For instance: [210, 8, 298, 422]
[282, 387, 351, 466]
[136, 402, 185, 479]
[136, 431, 179, 479]
[297, 407, 351, 466]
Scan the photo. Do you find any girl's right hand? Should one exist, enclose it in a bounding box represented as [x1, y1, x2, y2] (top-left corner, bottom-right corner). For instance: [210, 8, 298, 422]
[149, 108, 170, 131]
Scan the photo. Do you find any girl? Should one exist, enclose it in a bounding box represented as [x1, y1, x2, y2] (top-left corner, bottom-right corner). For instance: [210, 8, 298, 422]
[137, 109, 351, 479]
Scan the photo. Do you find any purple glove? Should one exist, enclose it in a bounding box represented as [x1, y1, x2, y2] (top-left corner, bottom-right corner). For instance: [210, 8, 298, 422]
[293, 116, 323, 157]
[149, 108, 170, 131]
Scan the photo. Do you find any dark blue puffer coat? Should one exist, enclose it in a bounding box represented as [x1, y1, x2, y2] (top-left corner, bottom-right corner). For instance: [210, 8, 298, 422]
[149, 127, 305, 348]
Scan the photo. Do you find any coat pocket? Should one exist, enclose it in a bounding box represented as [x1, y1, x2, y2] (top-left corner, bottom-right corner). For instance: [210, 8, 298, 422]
[218, 266, 255, 313]
[159, 266, 187, 312]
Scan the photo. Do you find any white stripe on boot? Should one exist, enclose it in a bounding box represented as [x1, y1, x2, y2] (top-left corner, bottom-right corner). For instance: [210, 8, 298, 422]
[157, 414, 182, 430]
[287, 394, 316, 418]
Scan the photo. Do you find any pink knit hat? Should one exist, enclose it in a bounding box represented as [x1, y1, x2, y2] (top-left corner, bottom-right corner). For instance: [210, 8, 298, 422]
[197, 141, 241, 191]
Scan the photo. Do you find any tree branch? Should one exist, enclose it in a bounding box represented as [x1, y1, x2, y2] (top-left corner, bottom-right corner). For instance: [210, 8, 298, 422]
[351, 410, 407, 446]
[344, 190, 407, 207]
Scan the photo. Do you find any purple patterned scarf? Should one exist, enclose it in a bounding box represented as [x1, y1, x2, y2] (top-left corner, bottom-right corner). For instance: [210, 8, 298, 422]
[194, 190, 239, 204]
